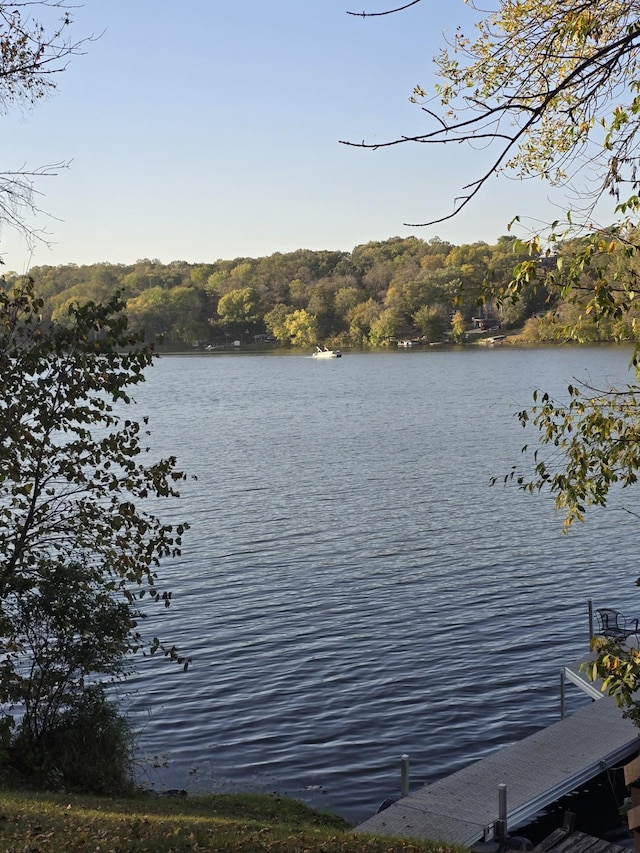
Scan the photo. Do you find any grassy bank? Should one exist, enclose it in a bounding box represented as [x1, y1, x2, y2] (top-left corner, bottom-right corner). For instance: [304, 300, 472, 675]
[0, 789, 463, 852]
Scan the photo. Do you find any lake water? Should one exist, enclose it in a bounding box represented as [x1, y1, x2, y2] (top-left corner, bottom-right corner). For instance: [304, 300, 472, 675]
[120, 345, 640, 823]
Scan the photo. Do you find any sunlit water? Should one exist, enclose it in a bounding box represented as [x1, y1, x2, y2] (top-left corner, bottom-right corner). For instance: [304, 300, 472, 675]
[117, 346, 640, 823]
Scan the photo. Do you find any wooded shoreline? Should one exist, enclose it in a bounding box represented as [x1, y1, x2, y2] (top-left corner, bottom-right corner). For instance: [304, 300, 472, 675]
[8, 233, 637, 352]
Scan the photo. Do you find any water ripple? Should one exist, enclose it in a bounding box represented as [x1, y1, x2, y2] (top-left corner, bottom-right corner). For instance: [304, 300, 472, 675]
[122, 348, 638, 822]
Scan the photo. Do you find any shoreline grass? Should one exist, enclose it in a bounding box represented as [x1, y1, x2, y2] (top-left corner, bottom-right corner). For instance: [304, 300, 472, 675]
[0, 789, 464, 852]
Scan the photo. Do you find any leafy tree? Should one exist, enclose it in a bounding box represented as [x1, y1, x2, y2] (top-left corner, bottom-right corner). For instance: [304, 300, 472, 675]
[395, 273, 434, 317]
[449, 310, 466, 343]
[414, 304, 446, 342]
[188, 264, 216, 288]
[333, 284, 364, 333]
[216, 286, 262, 335]
[362, 260, 395, 301]
[284, 308, 317, 346]
[125, 286, 170, 340]
[289, 278, 310, 308]
[347, 298, 381, 346]
[0, 3, 192, 790]
[167, 285, 210, 344]
[264, 303, 294, 344]
[6, 561, 131, 743]
[0, 281, 189, 786]
[307, 282, 336, 339]
[264, 305, 317, 346]
[418, 268, 466, 317]
[369, 307, 405, 344]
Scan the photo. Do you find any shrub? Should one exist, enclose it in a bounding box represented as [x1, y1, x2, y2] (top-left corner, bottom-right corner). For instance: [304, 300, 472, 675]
[8, 686, 134, 795]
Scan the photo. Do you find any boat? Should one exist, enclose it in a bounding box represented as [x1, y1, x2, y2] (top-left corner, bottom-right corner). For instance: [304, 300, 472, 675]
[312, 345, 342, 358]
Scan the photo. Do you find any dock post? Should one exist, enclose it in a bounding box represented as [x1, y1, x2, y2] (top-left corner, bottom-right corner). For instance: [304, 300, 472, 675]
[588, 598, 593, 644]
[560, 669, 565, 719]
[495, 783, 507, 845]
[400, 754, 410, 798]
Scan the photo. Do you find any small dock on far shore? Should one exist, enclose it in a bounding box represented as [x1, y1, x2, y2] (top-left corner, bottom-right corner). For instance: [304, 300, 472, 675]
[356, 671, 639, 847]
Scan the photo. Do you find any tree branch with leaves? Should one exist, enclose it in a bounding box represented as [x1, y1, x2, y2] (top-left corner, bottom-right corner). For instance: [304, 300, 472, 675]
[342, 0, 640, 723]
[0, 281, 191, 789]
[342, 1, 640, 229]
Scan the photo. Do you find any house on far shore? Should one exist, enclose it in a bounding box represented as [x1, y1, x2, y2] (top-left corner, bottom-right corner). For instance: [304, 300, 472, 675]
[471, 316, 500, 330]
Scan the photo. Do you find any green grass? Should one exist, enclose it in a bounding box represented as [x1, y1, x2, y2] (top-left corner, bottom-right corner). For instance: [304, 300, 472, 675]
[0, 789, 463, 852]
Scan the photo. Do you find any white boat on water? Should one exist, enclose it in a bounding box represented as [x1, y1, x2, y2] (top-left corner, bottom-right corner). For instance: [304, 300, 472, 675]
[312, 345, 342, 359]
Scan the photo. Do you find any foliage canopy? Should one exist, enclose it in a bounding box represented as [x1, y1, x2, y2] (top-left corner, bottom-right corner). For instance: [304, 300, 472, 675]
[0, 281, 190, 789]
[3, 236, 558, 347]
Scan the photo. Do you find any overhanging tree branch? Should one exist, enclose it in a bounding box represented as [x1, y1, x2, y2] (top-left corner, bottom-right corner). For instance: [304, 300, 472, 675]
[0, 2, 92, 249]
[346, 0, 423, 17]
[342, 1, 640, 228]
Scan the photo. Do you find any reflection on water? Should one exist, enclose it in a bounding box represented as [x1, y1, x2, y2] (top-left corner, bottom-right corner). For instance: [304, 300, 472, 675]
[119, 347, 639, 822]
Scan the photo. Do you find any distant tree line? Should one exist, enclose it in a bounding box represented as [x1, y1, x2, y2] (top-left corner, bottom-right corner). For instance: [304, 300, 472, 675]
[6, 232, 640, 348]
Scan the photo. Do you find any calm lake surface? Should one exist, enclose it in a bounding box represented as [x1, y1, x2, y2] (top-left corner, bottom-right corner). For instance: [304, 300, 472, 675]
[121, 346, 640, 823]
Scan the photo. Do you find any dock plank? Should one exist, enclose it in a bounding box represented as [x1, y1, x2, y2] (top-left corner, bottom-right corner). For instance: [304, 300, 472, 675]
[356, 698, 638, 847]
[534, 831, 629, 853]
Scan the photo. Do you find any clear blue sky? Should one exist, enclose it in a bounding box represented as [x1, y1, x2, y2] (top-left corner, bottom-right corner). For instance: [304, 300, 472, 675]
[0, 1, 594, 270]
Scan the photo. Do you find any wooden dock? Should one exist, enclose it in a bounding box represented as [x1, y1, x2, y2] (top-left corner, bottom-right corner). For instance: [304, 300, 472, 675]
[356, 697, 639, 847]
[534, 827, 629, 853]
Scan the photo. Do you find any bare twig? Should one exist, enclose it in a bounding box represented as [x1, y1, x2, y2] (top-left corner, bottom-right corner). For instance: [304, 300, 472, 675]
[346, 0, 422, 16]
